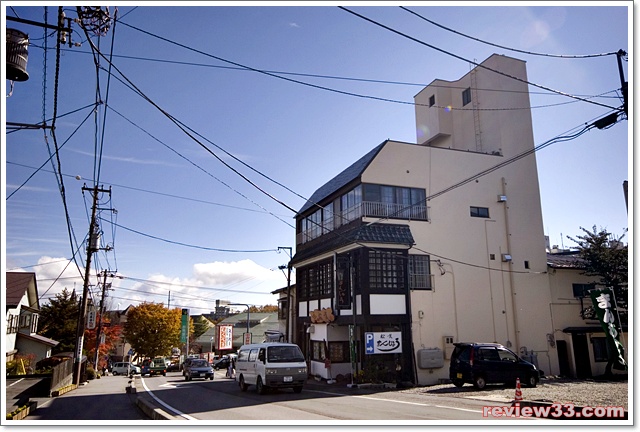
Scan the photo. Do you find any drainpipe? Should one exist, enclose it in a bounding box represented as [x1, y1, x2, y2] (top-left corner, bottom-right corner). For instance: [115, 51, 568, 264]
[502, 177, 520, 351]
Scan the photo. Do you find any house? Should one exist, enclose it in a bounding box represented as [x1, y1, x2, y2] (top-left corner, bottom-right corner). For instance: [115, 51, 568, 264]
[290, 54, 560, 385]
[6, 272, 58, 367]
[271, 283, 297, 343]
[547, 250, 628, 378]
[104, 305, 135, 363]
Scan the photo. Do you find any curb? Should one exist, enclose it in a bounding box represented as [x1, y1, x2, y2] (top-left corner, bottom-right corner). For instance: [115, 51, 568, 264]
[129, 377, 176, 420]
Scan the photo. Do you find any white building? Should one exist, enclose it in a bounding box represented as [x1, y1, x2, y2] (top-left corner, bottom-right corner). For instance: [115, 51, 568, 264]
[290, 54, 560, 385]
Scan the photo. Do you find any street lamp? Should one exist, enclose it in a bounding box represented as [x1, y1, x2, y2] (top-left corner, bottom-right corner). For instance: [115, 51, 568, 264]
[228, 303, 250, 344]
[210, 336, 214, 353]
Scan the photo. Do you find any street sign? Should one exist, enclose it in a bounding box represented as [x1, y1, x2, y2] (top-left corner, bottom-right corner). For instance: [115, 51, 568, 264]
[244, 332, 252, 345]
[87, 310, 96, 330]
[365, 332, 402, 354]
[180, 309, 189, 343]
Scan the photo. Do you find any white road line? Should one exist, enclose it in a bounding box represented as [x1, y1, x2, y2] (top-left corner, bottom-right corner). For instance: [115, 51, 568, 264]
[305, 389, 482, 413]
[140, 377, 198, 420]
[8, 378, 25, 387]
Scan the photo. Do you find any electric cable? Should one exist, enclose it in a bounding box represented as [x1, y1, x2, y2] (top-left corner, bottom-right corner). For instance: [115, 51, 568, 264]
[400, 6, 620, 59]
[339, 7, 619, 112]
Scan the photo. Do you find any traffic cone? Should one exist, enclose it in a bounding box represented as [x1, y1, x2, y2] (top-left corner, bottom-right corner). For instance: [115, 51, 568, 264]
[514, 377, 523, 402]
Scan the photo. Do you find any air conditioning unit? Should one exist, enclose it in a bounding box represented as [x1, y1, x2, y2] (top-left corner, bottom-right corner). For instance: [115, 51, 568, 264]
[502, 254, 512, 262]
[497, 195, 507, 202]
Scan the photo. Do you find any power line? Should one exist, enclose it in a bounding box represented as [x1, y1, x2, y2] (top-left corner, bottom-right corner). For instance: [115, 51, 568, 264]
[400, 6, 620, 59]
[338, 6, 619, 112]
[97, 216, 279, 253]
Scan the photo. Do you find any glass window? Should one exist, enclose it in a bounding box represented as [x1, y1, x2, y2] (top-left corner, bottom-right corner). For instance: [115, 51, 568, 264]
[409, 255, 432, 290]
[462, 87, 472, 106]
[470, 206, 490, 218]
[429, 95, 435, 107]
[248, 349, 258, 362]
[369, 250, 405, 291]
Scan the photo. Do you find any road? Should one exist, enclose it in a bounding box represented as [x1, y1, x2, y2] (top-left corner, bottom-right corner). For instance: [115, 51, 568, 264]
[138, 370, 526, 422]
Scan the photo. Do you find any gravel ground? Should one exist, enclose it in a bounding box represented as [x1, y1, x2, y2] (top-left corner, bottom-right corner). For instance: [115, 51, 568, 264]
[396, 377, 629, 410]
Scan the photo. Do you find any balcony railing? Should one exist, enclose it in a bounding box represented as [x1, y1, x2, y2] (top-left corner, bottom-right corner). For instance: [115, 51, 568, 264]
[297, 201, 428, 244]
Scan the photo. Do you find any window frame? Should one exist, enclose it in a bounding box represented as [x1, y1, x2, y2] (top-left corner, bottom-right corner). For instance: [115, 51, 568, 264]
[462, 87, 472, 106]
[470, 206, 490, 218]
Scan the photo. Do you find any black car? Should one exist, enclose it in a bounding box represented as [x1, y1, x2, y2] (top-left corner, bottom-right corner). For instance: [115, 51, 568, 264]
[449, 342, 539, 390]
[213, 357, 230, 371]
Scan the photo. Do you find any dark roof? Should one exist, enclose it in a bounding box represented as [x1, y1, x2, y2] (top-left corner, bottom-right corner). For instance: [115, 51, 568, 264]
[291, 223, 414, 265]
[547, 251, 585, 269]
[298, 142, 387, 215]
[6, 272, 38, 309]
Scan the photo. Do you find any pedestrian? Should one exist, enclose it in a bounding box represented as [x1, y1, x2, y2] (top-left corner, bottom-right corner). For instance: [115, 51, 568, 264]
[227, 358, 234, 379]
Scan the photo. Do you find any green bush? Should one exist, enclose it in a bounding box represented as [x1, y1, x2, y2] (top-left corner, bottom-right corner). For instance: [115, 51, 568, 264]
[86, 367, 96, 380]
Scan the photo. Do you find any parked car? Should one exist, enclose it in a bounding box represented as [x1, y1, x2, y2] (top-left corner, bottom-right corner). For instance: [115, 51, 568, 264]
[112, 362, 141, 376]
[449, 342, 539, 390]
[184, 359, 214, 381]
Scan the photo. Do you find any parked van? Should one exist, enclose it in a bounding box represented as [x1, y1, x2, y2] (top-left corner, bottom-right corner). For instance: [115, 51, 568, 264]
[235, 343, 307, 394]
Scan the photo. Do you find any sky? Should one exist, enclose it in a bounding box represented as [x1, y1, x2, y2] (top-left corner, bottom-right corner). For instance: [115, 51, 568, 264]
[3, 2, 631, 316]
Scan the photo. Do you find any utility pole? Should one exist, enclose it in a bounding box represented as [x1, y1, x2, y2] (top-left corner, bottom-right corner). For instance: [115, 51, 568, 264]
[93, 270, 111, 370]
[74, 184, 110, 385]
[616, 50, 628, 117]
[278, 247, 293, 343]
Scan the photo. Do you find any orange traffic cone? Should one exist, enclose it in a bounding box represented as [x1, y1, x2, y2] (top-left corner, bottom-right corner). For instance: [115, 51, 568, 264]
[514, 377, 523, 402]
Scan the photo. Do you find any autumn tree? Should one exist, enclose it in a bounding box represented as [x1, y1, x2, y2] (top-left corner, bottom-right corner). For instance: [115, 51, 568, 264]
[568, 226, 628, 324]
[38, 288, 80, 354]
[84, 318, 122, 369]
[123, 302, 181, 359]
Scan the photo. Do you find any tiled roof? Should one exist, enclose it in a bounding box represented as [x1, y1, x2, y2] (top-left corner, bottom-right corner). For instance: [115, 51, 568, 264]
[291, 223, 414, 265]
[547, 251, 585, 269]
[298, 141, 387, 215]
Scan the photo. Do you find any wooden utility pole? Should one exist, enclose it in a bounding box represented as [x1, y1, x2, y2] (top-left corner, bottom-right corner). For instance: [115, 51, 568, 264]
[74, 185, 110, 385]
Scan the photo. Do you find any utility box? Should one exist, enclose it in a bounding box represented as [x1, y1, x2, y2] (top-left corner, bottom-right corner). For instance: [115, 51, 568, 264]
[417, 348, 444, 369]
[443, 336, 455, 359]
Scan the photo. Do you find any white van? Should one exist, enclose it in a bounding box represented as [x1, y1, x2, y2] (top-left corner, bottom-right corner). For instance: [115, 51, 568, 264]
[235, 343, 307, 394]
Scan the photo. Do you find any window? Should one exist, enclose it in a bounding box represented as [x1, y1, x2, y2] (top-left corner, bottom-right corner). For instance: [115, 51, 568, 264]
[462, 87, 472, 106]
[470, 206, 489, 218]
[591, 337, 608, 362]
[278, 297, 288, 320]
[573, 283, 595, 298]
[298, 260, 334, 300]
[362, 184, 427, 220]
[6, 314, 19, 334]
[248, 349, 258, 362]
[409, 255, 432, 290]
[312, 341, 349, 362]
[369, 250, 405, 291]
[429, 95, 435, 107]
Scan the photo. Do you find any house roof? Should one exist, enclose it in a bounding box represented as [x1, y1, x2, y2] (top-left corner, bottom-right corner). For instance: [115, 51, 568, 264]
[6, 272, 39, 309]
[547, 251, 585, 269]
[18, 332, 59, 347]
[291, 223, 415, 265]
[297, 141, 387, 215]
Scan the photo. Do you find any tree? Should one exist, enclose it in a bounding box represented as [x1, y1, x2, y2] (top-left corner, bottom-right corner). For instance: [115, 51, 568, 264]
[249, 305, 278, 313]
[568, 226, 628, 323]
[191, 315, 210, 340]
[38, 288, 80, 354]
[84, 318, 122, 369]
[123, 302, 181, 359]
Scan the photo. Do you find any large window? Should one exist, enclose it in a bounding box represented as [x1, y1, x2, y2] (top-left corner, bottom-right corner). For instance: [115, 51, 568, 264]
[312, 341, 350, 362]
[409, 255, 432, 290]
[591, 337, 608, 362]
[369, 250, 405, 291]
[298, 260, 334, 300]
[363, 184, 427, 219]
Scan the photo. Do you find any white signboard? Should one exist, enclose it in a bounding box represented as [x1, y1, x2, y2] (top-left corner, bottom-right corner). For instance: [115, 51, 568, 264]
[218, 325, 234, 350]
[365, 332, 402, 354]
[87, 310, 96, 330]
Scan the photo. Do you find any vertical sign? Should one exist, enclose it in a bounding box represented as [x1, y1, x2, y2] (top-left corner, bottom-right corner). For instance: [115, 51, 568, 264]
[336, 256, 351, 309]
[218, 324, 233, 350]
[244, 332, 252, 345]
[180, 308, 189, 343]
[87, 309, 96, 330]
[590, 288, 627, 370]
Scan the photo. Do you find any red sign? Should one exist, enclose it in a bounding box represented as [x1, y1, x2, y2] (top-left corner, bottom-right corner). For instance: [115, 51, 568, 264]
[218, 325, 233, 350]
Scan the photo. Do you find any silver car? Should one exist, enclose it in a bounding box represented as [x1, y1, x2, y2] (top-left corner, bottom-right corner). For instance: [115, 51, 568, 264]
[184, 359, 214, 381]
[112, 362, 141, 375]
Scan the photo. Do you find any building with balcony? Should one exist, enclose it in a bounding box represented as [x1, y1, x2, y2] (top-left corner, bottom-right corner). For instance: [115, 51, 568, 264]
[290, 54, 561, 385]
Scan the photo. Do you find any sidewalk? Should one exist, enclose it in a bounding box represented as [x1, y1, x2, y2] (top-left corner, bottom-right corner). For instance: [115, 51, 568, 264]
[6, 374, 147, 421]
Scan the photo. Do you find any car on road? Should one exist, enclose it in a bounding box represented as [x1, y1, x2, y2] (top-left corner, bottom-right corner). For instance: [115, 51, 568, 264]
[141, 357, 168, 377]
[184, 359, 214, 381]
[213, 356, 231, 371]
[111, 362, 141, 375]
[449, 342, 539, 390]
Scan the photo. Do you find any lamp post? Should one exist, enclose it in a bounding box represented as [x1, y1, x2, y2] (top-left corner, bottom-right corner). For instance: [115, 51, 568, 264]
[229, 303, 250, 345]
[210, 336, 214, 353]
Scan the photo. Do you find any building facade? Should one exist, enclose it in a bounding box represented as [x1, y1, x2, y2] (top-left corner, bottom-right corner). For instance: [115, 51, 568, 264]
[290, 54, 560, 385]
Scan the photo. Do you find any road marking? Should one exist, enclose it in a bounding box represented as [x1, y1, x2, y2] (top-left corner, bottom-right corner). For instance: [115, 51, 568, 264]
[305, 389, 482, 413]
[140, 377, 197, 420]
[8, 378, 25, 387]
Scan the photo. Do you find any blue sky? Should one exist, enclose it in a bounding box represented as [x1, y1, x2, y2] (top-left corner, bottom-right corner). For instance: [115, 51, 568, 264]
[3, 3, 630, 315]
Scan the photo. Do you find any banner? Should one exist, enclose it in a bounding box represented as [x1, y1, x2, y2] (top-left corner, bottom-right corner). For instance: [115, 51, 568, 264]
[590, 288, 626, 370]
